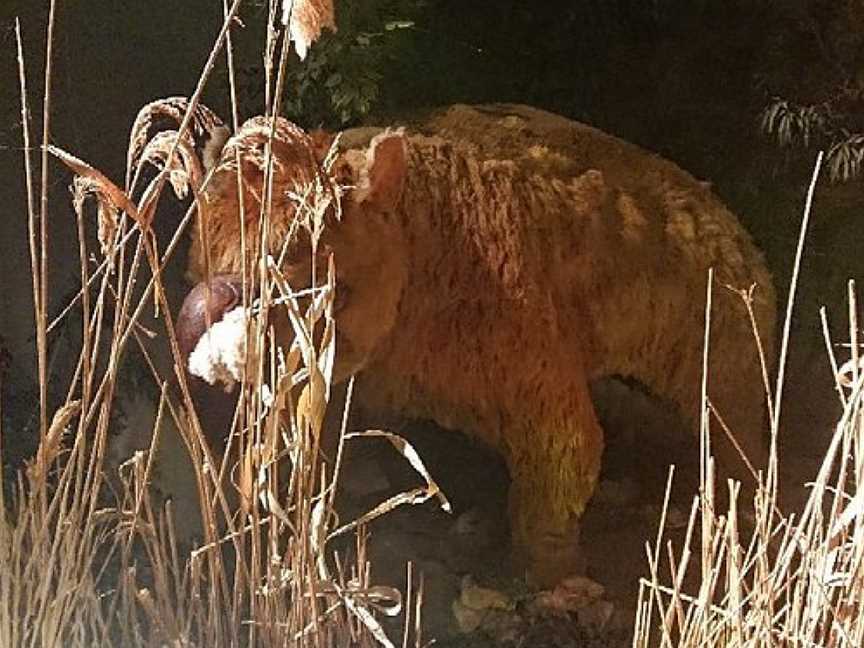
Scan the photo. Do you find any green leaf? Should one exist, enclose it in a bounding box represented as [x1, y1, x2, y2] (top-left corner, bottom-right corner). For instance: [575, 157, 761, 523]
[385, 20, 415, 31]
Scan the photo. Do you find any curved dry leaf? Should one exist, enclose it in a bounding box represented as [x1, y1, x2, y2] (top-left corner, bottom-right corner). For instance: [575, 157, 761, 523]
[329, 487, 445, 541]
[49, 145, 140, 222]
[328, 430, 451, 541]
[310, 497, 330, 579]
[72, 176, 119, 264]
[830, 490, 864, 540]
[283, 0, 336, 60]
[336, 581, 399, 648]
[348, 430, 451, 511]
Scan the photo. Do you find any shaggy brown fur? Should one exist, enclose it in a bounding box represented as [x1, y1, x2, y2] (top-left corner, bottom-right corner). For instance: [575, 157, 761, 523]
[188, 104, 776, 584]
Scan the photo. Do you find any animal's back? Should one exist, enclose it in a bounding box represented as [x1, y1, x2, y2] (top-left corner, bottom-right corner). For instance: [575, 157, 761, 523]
[350, 104, 775, 512]
[345, 104, 775, 436]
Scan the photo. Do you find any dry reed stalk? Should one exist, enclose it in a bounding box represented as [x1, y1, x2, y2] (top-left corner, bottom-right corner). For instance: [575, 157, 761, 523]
[36, 0, 58, 444]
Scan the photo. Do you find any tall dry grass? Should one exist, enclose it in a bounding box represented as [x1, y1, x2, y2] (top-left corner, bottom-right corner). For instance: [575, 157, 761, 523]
[2, 3, 431, 646]
[635, 155, 864, 647]
[6, 2, 863, 647]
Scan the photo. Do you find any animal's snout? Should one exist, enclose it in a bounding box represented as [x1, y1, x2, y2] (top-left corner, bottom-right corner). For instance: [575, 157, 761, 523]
[176, 274, 245, 360]
[175, 274, 247, 449]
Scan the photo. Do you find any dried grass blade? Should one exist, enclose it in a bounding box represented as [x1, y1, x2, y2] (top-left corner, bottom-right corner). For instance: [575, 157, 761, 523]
[48, 145, 140, 222]
[348, 429, 451, 512]
[27, 400, 81, 483]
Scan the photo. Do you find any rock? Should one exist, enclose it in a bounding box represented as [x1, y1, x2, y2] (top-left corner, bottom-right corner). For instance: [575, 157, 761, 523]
[459, 575, 513, 612]
[531, 575, 606, 616]
[452, 576, 514, 634]
[452, 599, 486, 633]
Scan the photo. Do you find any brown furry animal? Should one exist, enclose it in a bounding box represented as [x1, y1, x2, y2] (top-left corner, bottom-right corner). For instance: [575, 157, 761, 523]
[185, 104, 776, 584]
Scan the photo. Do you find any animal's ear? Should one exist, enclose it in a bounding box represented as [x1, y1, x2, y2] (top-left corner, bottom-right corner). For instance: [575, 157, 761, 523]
[360, 129, 407, 213]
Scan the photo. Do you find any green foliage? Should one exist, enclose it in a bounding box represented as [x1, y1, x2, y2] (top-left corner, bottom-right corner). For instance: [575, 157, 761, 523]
[827, 132, 864, 183]
[760, 98, 827, 149]
[281, 27, 387, 127]
[237, 0, 736, 130]
[237, 1, 422, 128]
[760, 94, 864, 183]
[756, 0, 864, 183]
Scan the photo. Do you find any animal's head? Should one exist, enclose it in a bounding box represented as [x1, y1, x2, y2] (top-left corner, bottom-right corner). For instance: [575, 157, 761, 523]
[184, 116, 410, 382]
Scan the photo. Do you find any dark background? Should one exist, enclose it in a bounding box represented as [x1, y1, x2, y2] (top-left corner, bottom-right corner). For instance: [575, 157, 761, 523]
[1, 0, 860, 443]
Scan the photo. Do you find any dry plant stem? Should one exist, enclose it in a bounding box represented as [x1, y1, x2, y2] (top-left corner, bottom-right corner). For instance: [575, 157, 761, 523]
[402, 563, 413, 648]
[15, 19, 39, 369]
[241, 24, 293, 639]
[700, 267, 714, 576]
[645, 466, 678, 647]
[326, 375, 356, 513]
[849, 281, 863, 480]
[74, 184, 93, 443]
[820, 306, 847, 407]
[707, 404, 760, 483]
[15, 9, 56, 554]
[849, 280, 859, 395]
[741, 285, 776, 426]
[222, 8, 252, 537]
[771, 152, 824, 488]
[217, 20, 252, 611]
[223, 0, 242, 133]
[265, 0, 279, 112]
[37, 0, 58, 443]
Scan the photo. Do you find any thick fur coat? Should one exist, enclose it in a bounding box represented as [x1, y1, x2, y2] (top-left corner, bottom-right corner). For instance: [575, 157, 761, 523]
[188, 104, 776, 581]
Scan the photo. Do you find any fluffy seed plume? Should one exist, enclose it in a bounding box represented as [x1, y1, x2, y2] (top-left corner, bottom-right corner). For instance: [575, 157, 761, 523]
[283, 0, 336, 60]
[187, 306, 250, 390]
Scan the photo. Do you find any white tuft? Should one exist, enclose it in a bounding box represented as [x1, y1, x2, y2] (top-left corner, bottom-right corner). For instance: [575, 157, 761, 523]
[188, 306, 250, 390]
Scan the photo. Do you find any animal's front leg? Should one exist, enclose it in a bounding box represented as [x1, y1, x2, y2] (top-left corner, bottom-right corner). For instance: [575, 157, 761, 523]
[504, 385, 604, 588]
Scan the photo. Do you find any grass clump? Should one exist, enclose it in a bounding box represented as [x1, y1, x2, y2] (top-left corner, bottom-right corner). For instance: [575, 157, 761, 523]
[2, 3, 429, 646]
[636, 157, 864, 647]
